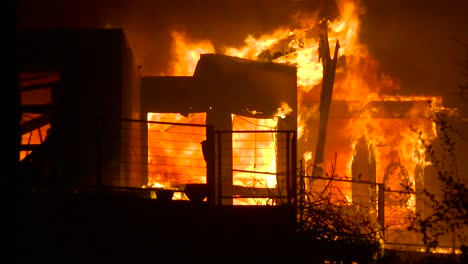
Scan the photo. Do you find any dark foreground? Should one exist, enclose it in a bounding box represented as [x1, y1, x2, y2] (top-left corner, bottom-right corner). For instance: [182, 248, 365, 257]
[19, 192, 302, 263]
[16, 192, 464, 264]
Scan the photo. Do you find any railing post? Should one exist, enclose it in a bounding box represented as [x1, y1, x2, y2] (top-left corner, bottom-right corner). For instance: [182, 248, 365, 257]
[291, 131, 297, 209]
[286, 132, 290, 206]
[206, 125, 215, 207]
[378, 183, 385, 239]
[217, 132, 222, 206]
[96, 117, 103, 193]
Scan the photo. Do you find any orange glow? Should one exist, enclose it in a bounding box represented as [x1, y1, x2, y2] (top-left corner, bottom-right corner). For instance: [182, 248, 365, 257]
[232, 114, 278, 205]
[20, 115, 50, 161]
[19, 72, 58, 161]
[170, 31, 215, 76]
[274, 102, 293, 120]
[146, 112, 206, 200]
[163, 0, 439, 183]
[215, 0, 439, 208]
[225, 29, 293, 59]
[163, 3, 449, 245]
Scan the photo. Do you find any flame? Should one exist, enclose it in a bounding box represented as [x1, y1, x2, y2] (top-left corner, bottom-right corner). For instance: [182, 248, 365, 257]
[225, 29, 293, 59]
[19, 72, 58, 161]
[218, 1, 439, 207]
[170, 31, 214, 76]
[158, 0, 461, 249]
[303, 151, 313, 163]
[274, 102, 293, 119]
[146, 112, 206, 200]
[232, 115, 278, 205]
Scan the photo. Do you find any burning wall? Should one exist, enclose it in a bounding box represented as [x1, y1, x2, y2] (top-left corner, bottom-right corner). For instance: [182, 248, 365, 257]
[141, 54, 297, 204]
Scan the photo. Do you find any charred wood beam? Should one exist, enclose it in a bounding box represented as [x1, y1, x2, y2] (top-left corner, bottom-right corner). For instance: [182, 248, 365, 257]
[312, 22, 340, 178]
[20, 80, 59, 92]
[20, 73, 57, 83]
[20, 104, 52, 114]
[231, 185, 285, 198]
[21, 114, 50, 135]
[19, 144, 42, 151]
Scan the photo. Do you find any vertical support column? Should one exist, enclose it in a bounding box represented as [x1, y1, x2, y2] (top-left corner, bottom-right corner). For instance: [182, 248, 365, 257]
[216, 132, 222, 206]
[219, 130, 233, 205]
[378, 183, 385, 239]
[291, 131, 297, 208]
[206, 125, 215, 207]
[96, 118, 103, 191]
[276, 119, 288, 204]
[352, 136, 377, 208]
[285, 132, 290, 205]
[206, 110, 232, 205]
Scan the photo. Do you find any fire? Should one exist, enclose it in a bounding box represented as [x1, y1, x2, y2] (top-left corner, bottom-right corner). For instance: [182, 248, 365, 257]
[274, 102, 293, 120]
[232, 114, 278, 205]
[156, 0, 448, 240]
[303, 151, 313, 163]
[170, 31, 214, 76]
[217, 1, 440, 216]
[19, 72, 57, 161]
[225, 29, 293, 59]
[146, 112, 207, 200]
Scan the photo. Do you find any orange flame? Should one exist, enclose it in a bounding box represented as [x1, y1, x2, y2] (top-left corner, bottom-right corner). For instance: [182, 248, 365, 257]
[170, 31, 215, 76]
[154, 1, 451, 230]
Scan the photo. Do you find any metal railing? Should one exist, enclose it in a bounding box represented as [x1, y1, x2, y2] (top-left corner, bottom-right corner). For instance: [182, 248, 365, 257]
[215, 130, 297, 206]
[116, 119, 297, 207]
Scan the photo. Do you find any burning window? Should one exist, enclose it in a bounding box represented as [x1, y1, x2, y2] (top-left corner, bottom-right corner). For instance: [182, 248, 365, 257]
[146, 112, 207, 200]
[145, 112, 290, 205]
[19, 72, 58, 161]
[231, 114, 279, 205]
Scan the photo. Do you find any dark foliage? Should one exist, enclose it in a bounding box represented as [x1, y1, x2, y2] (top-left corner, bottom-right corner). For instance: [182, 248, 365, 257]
[408, 107, 468, 253]
[296, 160, 384, 263]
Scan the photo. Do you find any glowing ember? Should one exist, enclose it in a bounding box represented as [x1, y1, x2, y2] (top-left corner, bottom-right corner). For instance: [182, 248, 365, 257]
[170, 31, 215, 76]
[274, 102, 293, 120]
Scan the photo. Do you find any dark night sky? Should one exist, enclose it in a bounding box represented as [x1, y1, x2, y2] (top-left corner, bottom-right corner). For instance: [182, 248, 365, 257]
[16, 0, 468, 111]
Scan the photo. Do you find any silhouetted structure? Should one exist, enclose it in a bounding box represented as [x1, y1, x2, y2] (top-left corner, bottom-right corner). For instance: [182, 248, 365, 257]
[16, 28, 299, 261]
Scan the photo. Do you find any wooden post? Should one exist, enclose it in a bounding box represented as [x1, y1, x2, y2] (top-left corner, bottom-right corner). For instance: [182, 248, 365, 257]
[206, 125, 215, 207]
[378, 183, 385, 239]
[311, 21, 340, 182]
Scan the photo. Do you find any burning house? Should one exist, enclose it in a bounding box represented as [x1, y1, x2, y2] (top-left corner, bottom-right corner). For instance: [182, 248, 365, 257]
[17, 28, 299, 261]
[142, 53, 297, 205]
[17, 0, 467, 257]
[17, 28, 298, 207]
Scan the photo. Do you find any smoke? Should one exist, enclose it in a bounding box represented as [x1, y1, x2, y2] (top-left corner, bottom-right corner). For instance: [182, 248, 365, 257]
[17, 0, 468, 111]
[359, 0, 468, 112]
[17, 0, 342, 76]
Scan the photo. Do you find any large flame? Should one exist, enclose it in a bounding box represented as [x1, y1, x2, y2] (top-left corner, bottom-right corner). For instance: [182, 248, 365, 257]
[147, 0, 455, 250]
[146, 112, 207, 200]
[170, 31, 215, 76]
[232, 115, 278, 205]
[218, 0, 440, 204]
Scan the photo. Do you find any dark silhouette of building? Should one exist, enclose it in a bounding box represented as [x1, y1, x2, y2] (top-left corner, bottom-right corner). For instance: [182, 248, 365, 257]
[16, 28, 299, 262]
